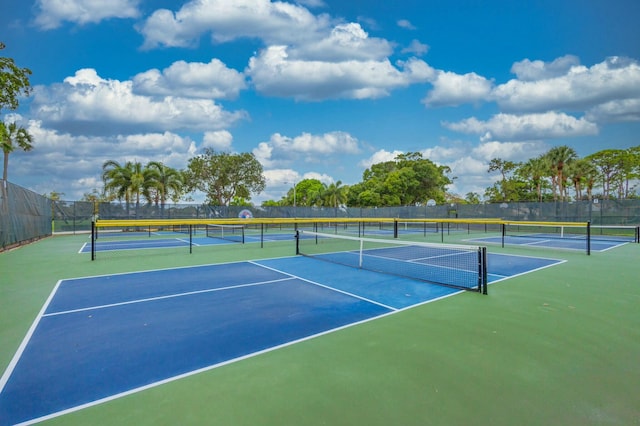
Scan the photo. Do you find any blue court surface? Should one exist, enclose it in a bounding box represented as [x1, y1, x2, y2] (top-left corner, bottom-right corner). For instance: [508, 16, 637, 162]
[466, 235, 629, 252]
[0, 253, 563, 425]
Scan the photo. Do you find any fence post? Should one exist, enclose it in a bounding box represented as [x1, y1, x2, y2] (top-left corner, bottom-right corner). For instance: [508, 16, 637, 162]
[91, 221, 96, 261]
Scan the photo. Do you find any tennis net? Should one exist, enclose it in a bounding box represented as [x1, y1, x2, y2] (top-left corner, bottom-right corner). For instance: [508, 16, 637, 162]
[503, 222, 640, 244]
[206, 223, 245, 243]
[295, 230, 487, 294]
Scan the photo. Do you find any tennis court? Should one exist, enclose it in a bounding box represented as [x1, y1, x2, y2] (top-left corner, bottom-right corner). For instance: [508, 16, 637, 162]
[467, 235, 629, 252]
[80, 225, 297, 255]
[2, 224, 639, 425]
[1, 246, 562, 425]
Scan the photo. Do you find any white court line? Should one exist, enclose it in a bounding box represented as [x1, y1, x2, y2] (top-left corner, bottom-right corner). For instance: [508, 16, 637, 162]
[0, 280, 63, 395]
[43, 277, 296, 317]
[3, 254, 566, 425]
[248, 260, 398, 312]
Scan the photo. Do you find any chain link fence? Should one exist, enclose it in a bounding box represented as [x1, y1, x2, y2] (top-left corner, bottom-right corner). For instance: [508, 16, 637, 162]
[49, 198, 640, 234]
[0, 181, 52, 250]
[4, 179, 637, 251]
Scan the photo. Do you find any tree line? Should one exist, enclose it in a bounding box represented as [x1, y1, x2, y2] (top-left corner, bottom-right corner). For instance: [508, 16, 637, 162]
[96, 151, 450, 208]
[63, 144, 640, 208]
[98, 148, 265, 208]
[482, 145, 640, 204]
[263, 152, 451, 209]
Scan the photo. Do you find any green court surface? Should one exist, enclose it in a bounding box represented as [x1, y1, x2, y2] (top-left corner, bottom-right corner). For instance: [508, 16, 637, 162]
[1, 232, 639, 425]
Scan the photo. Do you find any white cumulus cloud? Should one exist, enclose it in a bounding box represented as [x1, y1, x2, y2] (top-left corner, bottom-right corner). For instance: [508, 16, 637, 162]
[401, 39, 429, 56]
[132, 59, 246, 99]
[254, 131, 361, 168]
[472, 141, 550, 161]
[585, 98, 640, 123]
[10, 120, 197, 199]
[289, 22, 393, 61]
[138, 0, 329, 49]
[358, 149, 404, 168]
[34, 0, 140, 29]
[492, 56, 640, 113]
[510, 55, 581, 81]
[247, 46, 434, 100]
[423, 70, 493, 107]
[202, 130, 233, 151]
[31, 69, 248, 136]
[444, 112, 599, 141]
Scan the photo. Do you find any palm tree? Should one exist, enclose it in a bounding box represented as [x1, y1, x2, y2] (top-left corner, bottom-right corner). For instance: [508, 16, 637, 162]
[146, 161, 183, 213]
[582, 162, 601, 201]
[1, 121, 33, 182]
[518, 155, 550, 202]
[322, 181, 348, 215]
[102, 160, 155, 216]
[546, 145, 578, 201]
[128, 161, 151, 209]
[103, 160, 133, 213]
[567, 159, 597, 201]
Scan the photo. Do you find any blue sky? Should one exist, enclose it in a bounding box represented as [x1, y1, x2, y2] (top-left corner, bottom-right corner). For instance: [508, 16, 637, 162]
[1, 0, 639, 203]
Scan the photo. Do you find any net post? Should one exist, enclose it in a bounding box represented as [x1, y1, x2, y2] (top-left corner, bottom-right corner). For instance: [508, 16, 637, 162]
[393, 219, 398, 239]
[296, 229, 487, 293]
[501, 222, 505, 248]
[481, 247, 488, 295]
[241, 226, 245, 244]
[189, 224, 193, 254]
[261, 222, 264, 249]
[91, 221, 96, 261]
[586, 221, 591, 255]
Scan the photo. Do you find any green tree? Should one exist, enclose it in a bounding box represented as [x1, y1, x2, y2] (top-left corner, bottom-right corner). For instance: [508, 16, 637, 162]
[146, 161, 184, 210]
[0, 42, 32, 114]
[230, 196, 250, 206]
[487, 158, 520, 202]
[517, 156, 550, 202]
[1, 121, 33, 182]
[348, 152, 451, 207]
[185, 148, 265, 206]
[322, 180, 348, 215]
[464, 192, 481, 204]
[616, 148, 640, 198]
[102, 160, 157, 214]
[587, 149, 624, 199]
[284, 179, 325, 207]
[628, 146, 640, 197]
[566, 158, 597, 201]
[545, 145, 577, 201]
